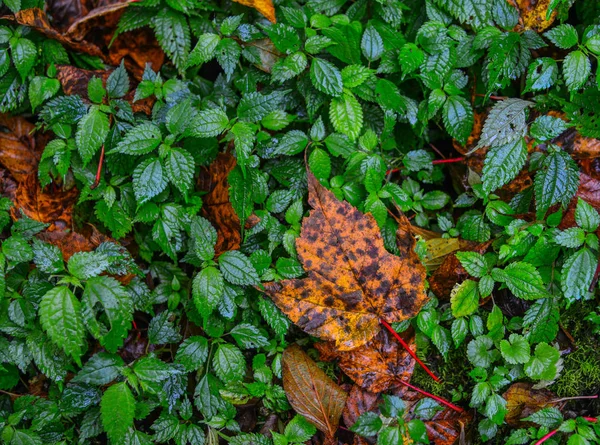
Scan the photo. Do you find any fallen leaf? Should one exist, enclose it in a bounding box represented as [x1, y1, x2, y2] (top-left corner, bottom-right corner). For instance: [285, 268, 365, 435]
[316, 329, 416, 393]
[38, 230, 94, 262]
[12, 8, 104, 58]
[0, 114, 43, 182]
[197, 153, 242, 256]
[282, 344, 348, 440]
[232, 0, 276, 23]
[513, 0, 557, 33]
[342, 385, 379, 445]
[244, 38, 284, 73]
[65, 2, 130, 41]
[503, 382, 560, 426]
[263, 173, 428, 351]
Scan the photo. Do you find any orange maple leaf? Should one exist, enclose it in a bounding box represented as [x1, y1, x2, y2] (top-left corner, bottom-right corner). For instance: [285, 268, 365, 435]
[232, 0, 276, 23]
[263, 173, 428, 351]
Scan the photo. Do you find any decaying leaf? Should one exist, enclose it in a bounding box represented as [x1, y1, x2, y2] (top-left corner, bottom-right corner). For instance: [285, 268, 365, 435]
[282, 344, 347, 440]
[503, 382, 560, 425]
[342, 385, 379, 445]
[197, 153, 242, 256]
[12, 8, 104, 57]
[244, 38, 284, 73]
[232, 0, 276, 23]
[264, 173, 428, 351]
[0, 114, 44, 182]
[316, 329, 416, 394]
[65, 2, 130, 41]
[513, 0, 557, 32]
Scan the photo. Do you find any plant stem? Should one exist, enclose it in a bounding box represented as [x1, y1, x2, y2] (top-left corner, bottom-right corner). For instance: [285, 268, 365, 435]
[431, 157, 465, 165]
[397, 379, 464, 413]
[380, 319, 440, 382]
[551, 395, 598, 403]
[90, 145, 105, 190]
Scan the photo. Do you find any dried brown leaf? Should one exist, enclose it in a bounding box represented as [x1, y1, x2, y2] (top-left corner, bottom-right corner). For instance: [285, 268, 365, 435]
[503, 382, 559, 426]
[282, 344, 348, 439]
[197, 153, 242, 256]
[264, 173, 428, 351]
[232, 0, 276, 23]
[513, 0, 557, 32]
[316, 329, 415, 393]
[0, 114, 42, 182]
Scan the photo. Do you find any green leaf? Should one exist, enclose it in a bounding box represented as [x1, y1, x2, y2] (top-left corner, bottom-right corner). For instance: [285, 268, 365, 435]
[11, 37, 36, 80]
[561, 248, 597, 303]
[451, 317, 469, 347]
[274, 130, 309, 156]
[106, 61, 129, 98]
[398, 43, 424, 75]
[285, 415, 317, 442]
[72, 352, 124, 385]
[265, 23, 302, 53]
[32, 238, 64, 274]
[76, 108, 109, 166]
[499, 333, 530, 364]
[525, 58, 559, 92]
[544, 24, 578, 49]
[524, 343, 560, 380]
[482, 138, 527, 194]
[189, 108, 229, 138]
[534, 148, 579, 217]
[39, 286, 85, 363]
[111, 122, 162, 155]
[329, 90, 363, 141]
[166, 99, 193, 136]
[575, 198, 600, 232]
[443, 95, 474, 145]
[216, 38, 241, 80]
[476, 98, 532, 149]
[310, 58, 343, 96]
[213, 343, 245, 382]
[375, 78, 407, 114]
[523, 298, 559, 343]
[82, 276, 134, 353]
[101, 382, 136, 442]
[2, 235, 33, 263]
[148, 311, 182, 344]
[133, 355, 172, 384]
[422, 190, 450, 210]
[68, 251, 110, 280]
[351, 411, 382, 437]
[133, 158, 168, 204]
[28, 76, 60, 111]
[467, 336, 496, 368]
[563, 50, 591, 91]
[237, 90, 287, 122]
[554, 227, 586, 248]
[190, 216, 217, 261]
[188, 33, 220, 66]
[219, 250, 259, 286]
[192, 266, 225, 317]
[151, 9, 190, 70]
[451, 280, 480, 318]
[165, 148, 195, 195]
[361, 25, 384, 61]
[456, 251, 488, 278]
[496, 262, 547, 300]
[529, 115, 569, 141]
[431, 0, 492, 29]
[87, 77, 106, 103]
[230, 323, 269, 349]
[272, 52, 308, 83]
[175, 336, 209, 372]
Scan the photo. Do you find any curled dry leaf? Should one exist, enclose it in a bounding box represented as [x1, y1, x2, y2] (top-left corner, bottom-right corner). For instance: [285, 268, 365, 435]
[232, 0, 276, 23]
[282, 344, 348, 440]
[503, 382, 561, 426]
[0, 114, 43, 182]
[316, 329, 416, 394]
[65, 2, 131, 41]
[197, 153, 242, 256]
[264, 173, 428, 351]
[13, 8, 104, 57]
[342, 385, 379, 445]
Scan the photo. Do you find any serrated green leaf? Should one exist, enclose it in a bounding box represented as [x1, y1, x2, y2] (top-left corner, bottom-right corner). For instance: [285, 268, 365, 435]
[73, 352, 124, 386]
[213, 343, 245, 382]
[68, 251, 110, 280]
[544, 24, 578, 49]
[497, 262, 548, 300]
[101, 382, 135, 442]
[535, 148, 579, 217]
[193, 266, 225, 316]
[561, 248, 597, 303]
[476, 98, 532, 149]
[133, 157, 168, 204]
[188, 33, 220, 67]
[499, 333, 530, 364]
[111, 122, 162, 155]
[151, 9, 190, 70]
[329, 90, 363, 140]
[76, 108, 109, 166]
[443, 95, 474, 145]
[563, 50, 591, 91]
[219, 250, 259, 285]
[175, 336, 209, 372]
[361, 26, 384, 62]
[451, 280, 479, 317]
[165, 148, 195, 195]
[40, 286, 85, 363]
[189, 108, 229, 138]
[575, 198, 600, 232]
[310, 58, 343, 96]
[482, 138, 527, 194]
[456, 251, 487, 278]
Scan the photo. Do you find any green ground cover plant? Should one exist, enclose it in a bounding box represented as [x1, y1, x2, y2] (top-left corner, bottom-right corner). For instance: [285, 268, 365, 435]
[0, 0, 600, 443]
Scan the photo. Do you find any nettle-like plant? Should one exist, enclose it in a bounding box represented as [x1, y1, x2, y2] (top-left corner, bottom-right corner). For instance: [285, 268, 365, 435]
[1, 0, 600, 444]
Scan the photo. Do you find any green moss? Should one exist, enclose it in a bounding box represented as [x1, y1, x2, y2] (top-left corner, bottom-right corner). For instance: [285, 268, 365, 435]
[552, 302, 600, 398]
